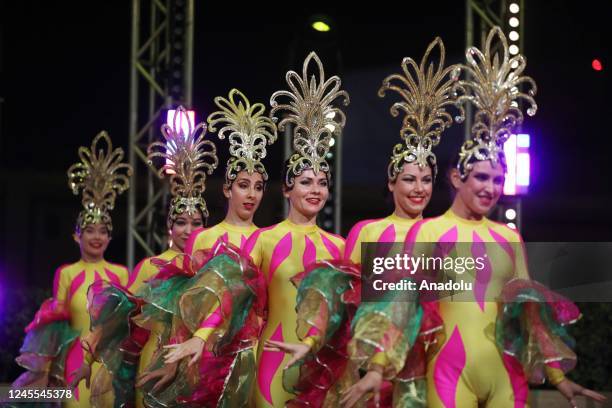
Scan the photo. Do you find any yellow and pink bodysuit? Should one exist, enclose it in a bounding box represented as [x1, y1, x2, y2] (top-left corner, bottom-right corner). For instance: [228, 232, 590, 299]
[125, 248, 180, 408]
[346, 214, 431, 407]
[14, 259, 129, 407]
[406, 209, 576, 408]
[127, 220, 260, 407]
[244, 219, 345, 407]
[183, 220, 258, 343]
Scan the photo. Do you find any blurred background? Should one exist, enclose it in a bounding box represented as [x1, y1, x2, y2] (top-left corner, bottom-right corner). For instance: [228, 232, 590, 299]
[0, 0, 610, 388]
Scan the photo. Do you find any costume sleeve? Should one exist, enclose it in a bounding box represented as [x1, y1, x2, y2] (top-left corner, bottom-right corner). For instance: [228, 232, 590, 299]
[343, 221, 370, 264]
[126, 259, 149, 293]
[12, 266, 79, 388]
[496, 278, 580, 385]
[284, 260, 361, 406]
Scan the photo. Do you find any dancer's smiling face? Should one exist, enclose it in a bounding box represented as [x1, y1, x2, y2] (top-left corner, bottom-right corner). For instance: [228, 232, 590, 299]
[168, 211, 204, 252]
[388, 162, 433, 218]
[451, 160, 505, 216]
[74, 223, 111, 261]
[284, 169, 329, 219]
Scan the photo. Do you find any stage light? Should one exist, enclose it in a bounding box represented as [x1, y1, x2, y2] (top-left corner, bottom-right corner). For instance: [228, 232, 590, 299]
[517, 133, 530, 147]
[511, 60, 519, 69]
[509, 45, 519, 55]
[325, 111, 336, 119]
[509, 17, 520, 27]
[312, 21, 331, 32]
[509, 3, 520, 13]
[592, 59, 603, 71]
[517, 153, 530, 186]
[325, 124, 336, 132]
[509, 31, 519, 41]
[504, 134, 517, 195]
[505, 209, 517, 220]
[166, 109, 195, 174]
[329, 137, 336, 147]
[506, 222, 517, 229]
[167, 109, 195, 138]
[504, 134, 530, 195]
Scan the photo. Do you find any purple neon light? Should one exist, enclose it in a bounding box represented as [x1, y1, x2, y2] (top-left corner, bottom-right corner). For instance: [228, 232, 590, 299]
[517, 133, 530, 147]
[503, 134, 530, 195]
[517, 153, 530, 186]
[504, 134, 518, 195]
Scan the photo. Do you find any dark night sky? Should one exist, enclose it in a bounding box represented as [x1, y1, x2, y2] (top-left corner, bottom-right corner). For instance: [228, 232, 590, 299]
[1, 0, 611, 274]
[0, 0, 611, 382]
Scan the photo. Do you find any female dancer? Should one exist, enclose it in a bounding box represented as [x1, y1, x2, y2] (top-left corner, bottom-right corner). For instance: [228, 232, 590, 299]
[68, 108, 218, 407]
[406, 27, 606, 408]
[12, 132, 132, 407]
[341, 37, 459, 408]
[248, 51, 349, 407]
[164, 89, 276, 363]
[142, 90, 278, 406]
[271, 38, 459, 407]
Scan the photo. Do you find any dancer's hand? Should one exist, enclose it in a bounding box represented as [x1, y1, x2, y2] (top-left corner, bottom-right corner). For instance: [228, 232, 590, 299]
[136, 361, 178, 392]
[340, 369, 383, 408]
[556, 378, 607, 407]
[163, 337, 204, 366]
[263, 340, 310, 369]
[68, 363, 91, 390]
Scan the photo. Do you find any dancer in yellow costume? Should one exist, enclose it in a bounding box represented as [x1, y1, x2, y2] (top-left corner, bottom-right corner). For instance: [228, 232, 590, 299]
[270, 37, 459, 408]
[156, 89, 278, 406]
[70, 107, 218, 407]
[406, 28, 606, 408]
[11, 132, 132, 407]
[247, 52, 349, 407]
[342, 37, 460, 408]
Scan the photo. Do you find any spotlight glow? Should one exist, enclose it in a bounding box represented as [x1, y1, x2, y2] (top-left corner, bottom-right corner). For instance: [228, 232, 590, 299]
[509, 31, 519, 41]
[312, 21, 331, 32]
[505, 209, 517, 220]
[509, 17, 520, 27]
[166, 109, 195, 174]
[504, 133, 531, 195]
[509, 45, 520, 55]
[509, 3, 520, 13]
[507, 222, 517, 229]
[517, 133, 530, 148]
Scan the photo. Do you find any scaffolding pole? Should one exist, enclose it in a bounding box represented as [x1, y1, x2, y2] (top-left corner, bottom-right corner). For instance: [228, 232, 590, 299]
[127, 0, 194, 269]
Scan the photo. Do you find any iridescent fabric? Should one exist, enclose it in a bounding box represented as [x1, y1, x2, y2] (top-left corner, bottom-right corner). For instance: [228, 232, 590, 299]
[139, 242, 265, 407]
[349, 283, 422, 380]
[284, 260, 361, 407]
[496, 278, 580, 384]
[84, 280, 146, 407]
[134, 257, 200, 407]
[13, 299, 79, 388]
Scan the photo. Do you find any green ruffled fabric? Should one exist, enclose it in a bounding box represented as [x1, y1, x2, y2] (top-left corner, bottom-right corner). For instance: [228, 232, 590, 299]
[180, 253, 256, 350]
[392, 377, 427, 408]
[349, 279, 422, 379]
[17, 320, 79, 385]
[89, 285, 139, 372]
[294, 264, 355, 344]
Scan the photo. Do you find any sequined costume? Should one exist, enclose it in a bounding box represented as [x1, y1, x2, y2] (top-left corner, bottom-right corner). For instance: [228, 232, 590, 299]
[12, 132, 132, 407]
[404, 27, 578, 408]
[156, 89, 277, 407]
[82, 107, 219, 407]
